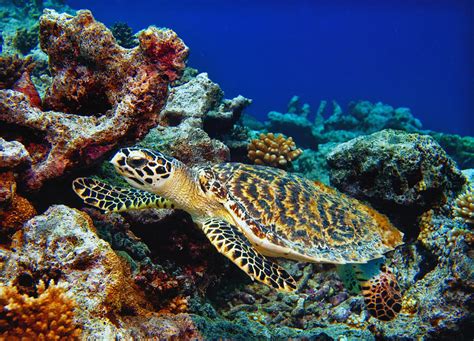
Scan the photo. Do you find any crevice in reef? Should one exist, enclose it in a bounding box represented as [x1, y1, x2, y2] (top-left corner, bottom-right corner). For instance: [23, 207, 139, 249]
[413, 241, 438, 282]
[0, 123, 51, 165]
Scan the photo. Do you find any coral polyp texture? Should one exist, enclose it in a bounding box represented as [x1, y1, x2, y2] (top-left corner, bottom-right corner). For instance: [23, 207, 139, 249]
[247, 132, 302, 168]
[0, 280, 82, 340]
[0, 9, 188, 190]
[453, 186, 474, 225]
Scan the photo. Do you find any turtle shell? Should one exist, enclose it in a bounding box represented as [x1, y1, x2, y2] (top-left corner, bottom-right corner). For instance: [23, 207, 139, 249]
[209, 163, 403, 264]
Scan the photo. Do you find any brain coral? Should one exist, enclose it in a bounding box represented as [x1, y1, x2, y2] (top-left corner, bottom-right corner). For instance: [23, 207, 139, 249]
[247, 133, 302, 168]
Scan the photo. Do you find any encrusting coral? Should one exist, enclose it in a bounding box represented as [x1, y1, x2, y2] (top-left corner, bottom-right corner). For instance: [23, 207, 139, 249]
[0, 280, 82, 340]
[453, 186, 474, 225]
[247, 132, 302, 168]
[0, 9, 188, 190]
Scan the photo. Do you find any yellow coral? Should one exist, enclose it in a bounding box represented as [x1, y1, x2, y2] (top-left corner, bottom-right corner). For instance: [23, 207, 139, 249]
[453, 186, 474, 225]
[417, 209, 435, 244]
[0, 280, 82, 340]
[158, 295, 188, 314]
[247, 133, 302, 168]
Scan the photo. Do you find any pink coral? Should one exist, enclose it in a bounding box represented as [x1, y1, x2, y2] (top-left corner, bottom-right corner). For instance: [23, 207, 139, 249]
[0, 10, 188, 190]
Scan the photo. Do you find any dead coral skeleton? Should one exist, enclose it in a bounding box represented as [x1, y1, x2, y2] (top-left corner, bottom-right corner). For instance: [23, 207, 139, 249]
[247, 132, 302, 168]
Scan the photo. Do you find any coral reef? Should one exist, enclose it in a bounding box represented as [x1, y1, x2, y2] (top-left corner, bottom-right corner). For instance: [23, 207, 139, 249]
[0, 0, 74, 56]
[0, 191, 37, 244]
[453, 186, 474, 225]
[0, 9, 188, 190]
[13, 25, 39, 55]
[430, 132, 474, 169]
[265, 99, 423, 150]
[267, 107, 318, 149]
[136, 72, 251, 165]
[109, 22, 138, 48]
[265, 98, 474, 170]
[0, 3, 471, 339]
[247, 132, 302, 168]
[0, 137, 31, 169]
[0, 280, 82, 340]
[0, 55, 41, 108]
[327, 129, 465, 223]
[0, 205, 207, 338]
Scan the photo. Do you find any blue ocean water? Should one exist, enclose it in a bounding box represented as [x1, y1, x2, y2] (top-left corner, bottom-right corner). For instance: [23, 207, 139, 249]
[70, 0, 473, 136]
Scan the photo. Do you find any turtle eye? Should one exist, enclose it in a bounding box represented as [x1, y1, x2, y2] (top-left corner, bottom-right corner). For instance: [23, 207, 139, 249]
[127, 157, 147, 168]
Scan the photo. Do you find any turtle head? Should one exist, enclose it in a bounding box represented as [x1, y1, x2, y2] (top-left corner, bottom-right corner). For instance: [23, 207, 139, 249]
[110, 148, 182, 193]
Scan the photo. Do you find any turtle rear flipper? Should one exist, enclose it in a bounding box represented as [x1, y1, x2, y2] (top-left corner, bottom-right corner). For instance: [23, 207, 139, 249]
[337, 259, 402, 321]
[200, 218, 297, 292]
[361, 265, 402, 321]
[73, 177, 175, 212]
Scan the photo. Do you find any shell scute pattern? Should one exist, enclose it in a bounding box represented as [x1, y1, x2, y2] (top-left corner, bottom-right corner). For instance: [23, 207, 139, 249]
[209, 163, 402, 263]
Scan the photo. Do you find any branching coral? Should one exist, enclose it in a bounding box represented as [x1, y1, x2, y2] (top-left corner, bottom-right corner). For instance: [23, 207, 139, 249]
[0, 280, 82, 340]
[453, 186, 474, 225]
[247, 133, 302, 168]
[0, 10, 188, 190]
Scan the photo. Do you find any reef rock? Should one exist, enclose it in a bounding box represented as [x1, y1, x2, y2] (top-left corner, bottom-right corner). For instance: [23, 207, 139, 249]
[138, 72, 251, 165]
[0, 10, 188, 190]
[327, 130, 465, 216]
[0, 138, 31, 169]
[267, 111, 318, 149]
[348, 101, 422, 133]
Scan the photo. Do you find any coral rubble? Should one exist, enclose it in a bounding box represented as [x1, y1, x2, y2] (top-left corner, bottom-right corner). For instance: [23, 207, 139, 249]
[247, 132, 302, 168]
[0, 9, 188, 190]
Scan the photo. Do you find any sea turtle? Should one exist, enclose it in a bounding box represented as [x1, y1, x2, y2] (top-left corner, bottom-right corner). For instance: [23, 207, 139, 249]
[73, 147, 404, 321]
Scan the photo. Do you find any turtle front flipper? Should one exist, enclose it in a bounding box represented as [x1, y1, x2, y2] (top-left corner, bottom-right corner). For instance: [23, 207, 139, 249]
[200, 218, 297, 292]
[72, 177, 175, 212]
[337, 259, 402, 321]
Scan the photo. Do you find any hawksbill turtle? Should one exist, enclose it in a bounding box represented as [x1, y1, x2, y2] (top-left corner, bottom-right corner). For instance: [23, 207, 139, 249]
[73, 147, 404, 321]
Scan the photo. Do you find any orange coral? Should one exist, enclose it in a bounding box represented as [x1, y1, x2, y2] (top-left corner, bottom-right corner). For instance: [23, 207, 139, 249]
[0, 280, 82, 340]
[247, 133, 302, 168]
[0, 195, 36, 230]
[158, 296, 189, 314]
[453, 186, 474, 225]
[418, 210, 435, 244]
